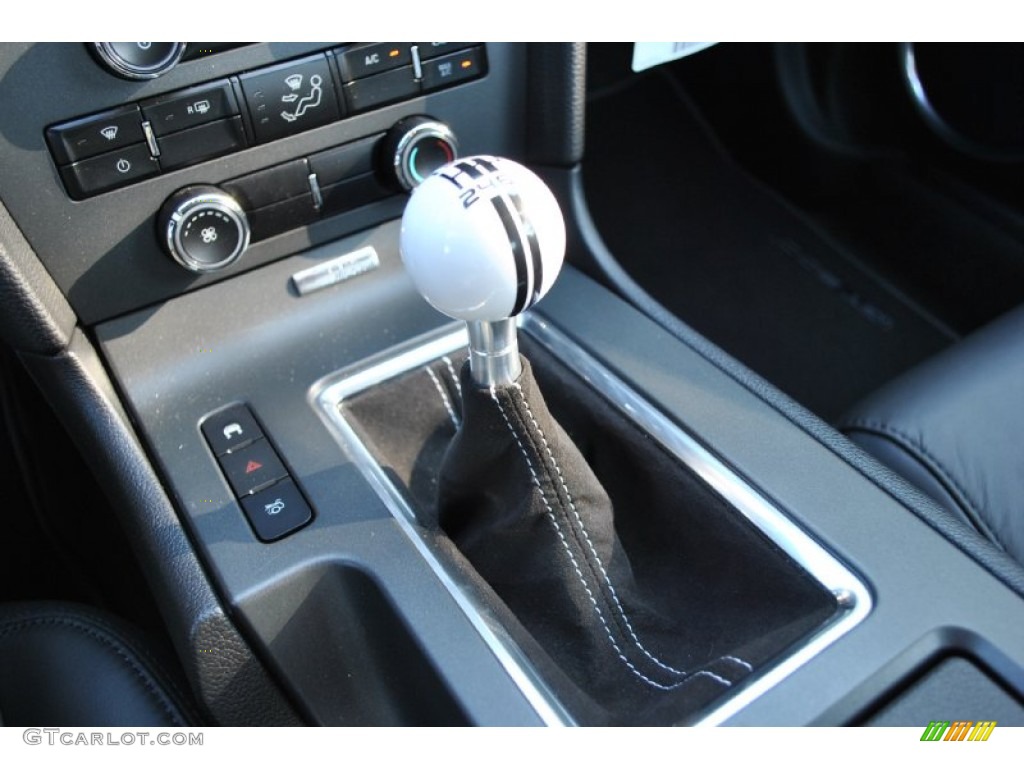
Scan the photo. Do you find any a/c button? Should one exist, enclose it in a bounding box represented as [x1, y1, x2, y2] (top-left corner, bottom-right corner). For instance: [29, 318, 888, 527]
[240, 478, 313, 541]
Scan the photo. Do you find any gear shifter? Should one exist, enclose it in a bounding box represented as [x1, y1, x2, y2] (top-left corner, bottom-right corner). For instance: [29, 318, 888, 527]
[343, 155, 835, 723]
[397, 155, 722, 708]
[399, 155, 565, 387]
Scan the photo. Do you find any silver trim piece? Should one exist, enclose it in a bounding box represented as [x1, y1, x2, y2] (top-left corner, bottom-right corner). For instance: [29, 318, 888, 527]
[314, 316, 872, 726]
[467, 318, 522, 387]
[291, 246, 381, 296]
[411, 45, 424, 81]
[92, 42, 186, 80]
[307, 173, 324, 212]
[142, 121, 160, 157]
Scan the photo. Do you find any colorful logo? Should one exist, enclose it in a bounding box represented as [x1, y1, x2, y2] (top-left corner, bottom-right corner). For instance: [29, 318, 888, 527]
[920, 721, 997, 741]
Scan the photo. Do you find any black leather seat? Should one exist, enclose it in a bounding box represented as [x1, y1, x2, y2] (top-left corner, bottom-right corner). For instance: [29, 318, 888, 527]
[0, 601, 200, 726]
[839, 305, 1024, 565]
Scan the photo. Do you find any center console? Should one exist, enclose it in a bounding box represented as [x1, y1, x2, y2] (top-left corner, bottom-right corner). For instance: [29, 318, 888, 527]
[2, 43, 1023, 726]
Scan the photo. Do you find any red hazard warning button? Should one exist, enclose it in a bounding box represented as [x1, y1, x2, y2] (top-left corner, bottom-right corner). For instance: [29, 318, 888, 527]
[219, 438, 287, 497]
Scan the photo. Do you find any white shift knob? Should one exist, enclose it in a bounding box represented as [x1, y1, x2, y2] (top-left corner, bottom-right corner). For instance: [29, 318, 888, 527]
[400, 156, 566, 322]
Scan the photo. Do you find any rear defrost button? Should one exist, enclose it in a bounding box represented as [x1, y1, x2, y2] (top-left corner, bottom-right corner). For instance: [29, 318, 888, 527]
[141, 80, 239, 136]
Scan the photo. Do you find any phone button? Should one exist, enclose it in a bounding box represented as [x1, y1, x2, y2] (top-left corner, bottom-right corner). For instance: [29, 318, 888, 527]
[201, 404, 264, 456]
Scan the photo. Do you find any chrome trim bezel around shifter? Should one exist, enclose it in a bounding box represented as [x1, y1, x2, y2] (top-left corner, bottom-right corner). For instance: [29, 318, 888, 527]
[312, 314, 873, 726]
[312, 324, 573, 727]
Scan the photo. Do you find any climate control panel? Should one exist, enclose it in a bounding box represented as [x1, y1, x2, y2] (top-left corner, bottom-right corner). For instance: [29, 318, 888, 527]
[0, 42, 524, 323]
[47, 43, 486, 199]
[157, 116, 459, 272]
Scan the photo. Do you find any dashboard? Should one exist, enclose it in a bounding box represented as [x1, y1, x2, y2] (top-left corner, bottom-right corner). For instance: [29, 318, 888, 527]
[1, 42, 1023, 726]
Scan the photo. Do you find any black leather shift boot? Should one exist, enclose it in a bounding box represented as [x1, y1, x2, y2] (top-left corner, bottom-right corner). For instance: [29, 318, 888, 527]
[441, 358, 743, 706]
[344, 337, 839, 724]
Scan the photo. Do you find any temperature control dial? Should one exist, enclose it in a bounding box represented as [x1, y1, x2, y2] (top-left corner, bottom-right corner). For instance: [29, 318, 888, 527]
[382, 116, 459, 191]
[91, 43, 187, 80]
[158, 186, 250, 274]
